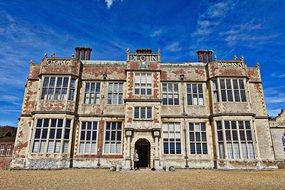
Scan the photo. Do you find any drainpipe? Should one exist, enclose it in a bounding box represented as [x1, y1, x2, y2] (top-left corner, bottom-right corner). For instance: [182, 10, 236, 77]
[182, 93, 189, 168]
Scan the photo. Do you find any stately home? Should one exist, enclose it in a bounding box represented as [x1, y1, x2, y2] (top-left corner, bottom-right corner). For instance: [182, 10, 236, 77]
[11, 47, 277, 170]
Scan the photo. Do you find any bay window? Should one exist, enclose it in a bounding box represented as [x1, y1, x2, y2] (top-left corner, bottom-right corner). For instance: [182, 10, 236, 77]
[212, 78, 246, 102]
[32, 118, 72, 153]
[41, 76, 76, 101]
[216, 120, 254, 159]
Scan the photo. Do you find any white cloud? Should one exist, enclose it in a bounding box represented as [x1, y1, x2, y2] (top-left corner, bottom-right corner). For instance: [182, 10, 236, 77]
[105, 0, 114, 8]
[219, 21, 279, 46]
[192, 1, 235, 37]
[104, 0, 123, 8]
[203, 1, 231, 18]
[165, 42, 182, 52]
[151, 29, 163, 38]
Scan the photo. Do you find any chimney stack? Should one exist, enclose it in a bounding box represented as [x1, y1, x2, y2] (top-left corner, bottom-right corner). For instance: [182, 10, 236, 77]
[75, 47, 92, 60]
[197, 50, 213, 63]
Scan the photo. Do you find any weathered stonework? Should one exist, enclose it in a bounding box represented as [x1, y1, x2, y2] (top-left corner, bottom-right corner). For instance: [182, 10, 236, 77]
[11, 48, 277, 170]
[269, 110, 285, 168]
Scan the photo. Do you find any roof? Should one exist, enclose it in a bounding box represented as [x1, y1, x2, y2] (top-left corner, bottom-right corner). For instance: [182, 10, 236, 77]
[0, 126, 17, 138]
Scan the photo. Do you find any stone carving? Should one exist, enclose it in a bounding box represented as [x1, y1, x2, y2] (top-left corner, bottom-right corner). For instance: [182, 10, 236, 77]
[128, 54, 158, 62]
[219, 61, 242, 68]
[46, 59, 71, 66]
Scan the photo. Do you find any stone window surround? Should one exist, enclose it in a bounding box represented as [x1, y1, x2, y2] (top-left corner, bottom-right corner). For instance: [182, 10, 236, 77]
[162, 82, 179, 105]
[212, 78, 247, 103]
[6, 144, 12, 156]
[78, 121, 99, 154]
[30, 117, 73, 154]
[134, 72, 152, 95]
[133, 106, 153, 120]
[187, 83, 204, 106]
[108, 82, 124, 105]
[189, 122, 208, 155]
[103, 121, 123, 155]
[163, 122, 182, 155]
[215, 120, 255, 160]
[40, 75, 77, 101]
[0, 144, 5, 156]
[84, 82, 101, 104]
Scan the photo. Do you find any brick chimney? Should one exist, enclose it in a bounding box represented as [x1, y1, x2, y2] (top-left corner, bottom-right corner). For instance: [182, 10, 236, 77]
[197, 50, 213, 63]
[75, 47, 92, 60]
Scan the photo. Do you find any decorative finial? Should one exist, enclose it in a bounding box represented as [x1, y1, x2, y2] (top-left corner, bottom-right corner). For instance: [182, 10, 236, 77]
[51, 53, 56, 57]
[126, 48, 130, 53]
[44, 53, 48, 58]
[214, 54, 217, 60]
[30, 59, 34, 64]
[241, 55, 244, 60]
[158, 48, 160, 54]
[71, 54, 75, 58]
[234, 55, 238, 60]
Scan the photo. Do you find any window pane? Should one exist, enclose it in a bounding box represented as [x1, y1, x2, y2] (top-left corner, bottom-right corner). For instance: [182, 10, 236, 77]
[58, 119, 63, 128]
[64, 129, 70, 139]
[35, 129, 41, 139]
[56, 129, 62, 139]
[49, 129, 55, 138]
[141, 108, 146, 118]
[42, 129, 48, 139]
[202, 143, 208, 154]
[147, 107, 152, 118]
[219, 143, 225, 158]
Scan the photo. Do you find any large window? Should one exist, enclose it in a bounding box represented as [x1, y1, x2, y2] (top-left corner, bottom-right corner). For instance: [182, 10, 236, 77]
[163, 123, 181, 154]
[108, 82, 123, 104]
[41, 76, 76, 101]
[6, 144, 12, 156]
[162, 83, 179, 105]
[104, 122, 122, 154]
[216, 120, 254, 159]
[84, 82, 100, 104]
[0, 145, 4, 156]
[32, 118, 72, 153]
[212, 79, 246, 102]
[187, 84, 204, 105]
[79, 121, 98, 154]
[134, 73, 152, 95]
[134, 107, 152, 120]
[189, 123, 208, 154]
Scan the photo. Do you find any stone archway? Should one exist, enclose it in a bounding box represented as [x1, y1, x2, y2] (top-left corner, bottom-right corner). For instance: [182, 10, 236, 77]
[135, 139, 151, 168]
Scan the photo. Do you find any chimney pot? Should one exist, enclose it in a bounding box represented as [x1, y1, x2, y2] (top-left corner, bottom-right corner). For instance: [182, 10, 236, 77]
[75, 47, 92, 60]
[197, 50, 213, 63]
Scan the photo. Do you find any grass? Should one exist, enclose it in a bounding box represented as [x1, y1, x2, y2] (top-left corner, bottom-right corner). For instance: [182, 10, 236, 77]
[0, 169, 285, 190]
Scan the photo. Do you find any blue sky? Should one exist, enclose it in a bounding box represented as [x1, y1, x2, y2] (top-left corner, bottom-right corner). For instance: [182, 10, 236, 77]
[0, 0, 285, 126]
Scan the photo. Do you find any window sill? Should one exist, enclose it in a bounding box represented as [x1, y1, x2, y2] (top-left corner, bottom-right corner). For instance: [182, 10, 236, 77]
[214, 101, 247, 104]
[133, 119, 153, 121]
[83, 103, 100, 105]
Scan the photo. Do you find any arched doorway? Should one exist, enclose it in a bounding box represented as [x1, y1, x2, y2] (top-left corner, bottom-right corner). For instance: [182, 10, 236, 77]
[135, 139, 150, 168]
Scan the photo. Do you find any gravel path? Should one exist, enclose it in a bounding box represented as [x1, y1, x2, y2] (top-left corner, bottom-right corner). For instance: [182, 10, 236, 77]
[0, 169, 285, 190]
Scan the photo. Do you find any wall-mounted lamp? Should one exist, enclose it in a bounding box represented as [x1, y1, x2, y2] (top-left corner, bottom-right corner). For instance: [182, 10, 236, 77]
[103, 73, 107, 80]
[180, 74, 185, 81]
